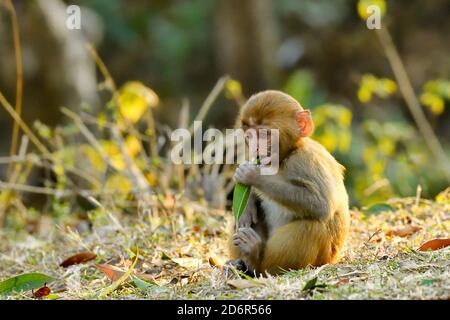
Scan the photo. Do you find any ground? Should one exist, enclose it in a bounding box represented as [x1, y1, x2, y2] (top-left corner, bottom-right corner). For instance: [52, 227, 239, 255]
[0, 192, 449, 300]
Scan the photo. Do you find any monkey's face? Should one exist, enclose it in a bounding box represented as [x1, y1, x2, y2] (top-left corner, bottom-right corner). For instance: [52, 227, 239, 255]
[239, 91, 314, 161]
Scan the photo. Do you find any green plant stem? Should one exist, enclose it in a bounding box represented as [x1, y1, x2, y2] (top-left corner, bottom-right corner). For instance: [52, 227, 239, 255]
[4, 0, 23, 176]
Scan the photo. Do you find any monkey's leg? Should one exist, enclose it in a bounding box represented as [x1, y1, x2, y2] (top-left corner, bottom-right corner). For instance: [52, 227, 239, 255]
[260, 220, 339, 275]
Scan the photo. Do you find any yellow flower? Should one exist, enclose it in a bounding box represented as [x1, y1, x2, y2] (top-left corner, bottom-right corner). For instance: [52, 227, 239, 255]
[357, 0, 386, 20]
[145, 172, 158, 187]
[420, 92, 444, 115]
[381, 78, 397, 94]
[105, 174, 132, 194]
[118, 82, 159, 124]
[125, 135, 142, 158]
[358, 87, 372, 103]
[100, 141, 125, 170]
[378, 137, 395, 156]
[358, 74, 396, 103]
[225, 79, 242, 99]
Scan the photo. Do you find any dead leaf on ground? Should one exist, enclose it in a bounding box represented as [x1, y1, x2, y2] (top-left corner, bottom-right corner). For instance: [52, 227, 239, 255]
[386, 225, 421, 238]
[338, 278, 350, 285]
[227, 279, 260, 289]
[171, 257, 202, 269]
[96, 263, 158, 283]
[95, 264, 126, 281]
[33, 285, 51, 298]
[60, 252, 97, 268]
[418, 238, 450, 252]
[208, 256, 222, 268]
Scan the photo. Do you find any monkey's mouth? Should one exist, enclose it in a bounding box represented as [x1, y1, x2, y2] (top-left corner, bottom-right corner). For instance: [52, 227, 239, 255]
[244, 129, 276, 163]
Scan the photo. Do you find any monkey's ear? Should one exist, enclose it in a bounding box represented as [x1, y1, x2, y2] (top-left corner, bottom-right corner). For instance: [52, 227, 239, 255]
[296, 110, 314, 137]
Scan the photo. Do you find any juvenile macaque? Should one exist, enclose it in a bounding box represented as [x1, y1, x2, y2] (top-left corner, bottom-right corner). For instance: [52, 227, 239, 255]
[228, 90, 350, 275]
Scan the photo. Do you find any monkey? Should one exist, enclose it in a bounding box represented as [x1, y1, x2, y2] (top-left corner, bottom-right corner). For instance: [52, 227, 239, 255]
[227, 90, 350, 275]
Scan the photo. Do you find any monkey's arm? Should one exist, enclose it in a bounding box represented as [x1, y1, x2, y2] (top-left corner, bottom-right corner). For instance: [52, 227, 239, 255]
[235, 164, 330, 220]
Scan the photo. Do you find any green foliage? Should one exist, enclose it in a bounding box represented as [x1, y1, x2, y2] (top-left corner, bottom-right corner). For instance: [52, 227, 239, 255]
[233, 183, 251, 222]
[284, 70, 326, 108]
[364, 203, 394, 217]
[312, 104, 352, 154]
[0, 273, 55, 296]
[283, 69, 449, 206]
[302, 277, 328, 292]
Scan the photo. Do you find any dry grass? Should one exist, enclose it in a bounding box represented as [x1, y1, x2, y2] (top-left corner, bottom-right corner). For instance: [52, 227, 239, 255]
[0, 191, 448, 300]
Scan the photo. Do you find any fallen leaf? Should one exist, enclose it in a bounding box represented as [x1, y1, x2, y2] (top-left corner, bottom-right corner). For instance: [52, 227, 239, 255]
[95, 264, 126, 281]
[398, 260, 419, 270]
[135, 273, 158, 283]
[132, 276, 155, 290]
[418, 238, 450, 251]
[421, 279, 439, 286]
[44, 293, 60, 300]
[302, 277, 327, 291]
[96, 264, 157, 284]
[227, 279, 259, 289]
[0, 273, 56, 296]
[60, 252, 97, 268]
[33, 285, 51, 298]
[161, 251, 172, 260]
[100, 248, 140, 297]
[208, 256, 222, 268]
[364, 203, 394, 216]
[337, 278, 350, 285]
[172, 257, 202, 269]
[303, 277, 317, 291]
[386, 225, 421, 238]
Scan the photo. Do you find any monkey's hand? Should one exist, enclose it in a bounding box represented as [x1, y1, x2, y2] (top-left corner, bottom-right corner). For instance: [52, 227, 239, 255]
[238, 192, 258, 228]
[234, 163, 261, 186]
[232, 227, 262, 272]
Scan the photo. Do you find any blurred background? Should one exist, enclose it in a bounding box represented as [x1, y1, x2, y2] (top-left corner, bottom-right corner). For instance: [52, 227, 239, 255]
[0, 0, 450, 209]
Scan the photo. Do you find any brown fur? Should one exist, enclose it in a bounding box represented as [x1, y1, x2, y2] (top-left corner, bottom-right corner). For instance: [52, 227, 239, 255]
[229, 90, 350, 275]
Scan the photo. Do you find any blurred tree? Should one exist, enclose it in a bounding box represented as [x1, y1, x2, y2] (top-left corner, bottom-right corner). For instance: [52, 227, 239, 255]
[214, 0, 280, 95]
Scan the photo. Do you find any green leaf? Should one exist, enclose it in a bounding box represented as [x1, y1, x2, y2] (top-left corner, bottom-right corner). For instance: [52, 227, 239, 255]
[302, 277, 327, 291]
[232, 183, 251, 222]
[420, 279, 438, 287]
[132, 276, 155, 290]
[302, 277, 318, 291]
[0, 273, 56, 296]
[364, 203, 394, 216]
[161, 251, 172, 260]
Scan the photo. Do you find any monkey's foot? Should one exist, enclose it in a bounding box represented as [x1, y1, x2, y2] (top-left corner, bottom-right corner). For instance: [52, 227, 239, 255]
[224, 259, 247, 271]
[223, 259, 248, 277]
[232, 227, 262, 257]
